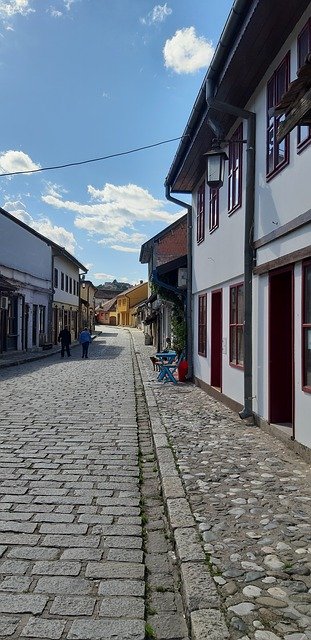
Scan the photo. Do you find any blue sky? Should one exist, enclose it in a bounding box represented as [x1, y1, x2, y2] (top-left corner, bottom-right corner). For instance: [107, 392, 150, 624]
[0, 0, 233, 285]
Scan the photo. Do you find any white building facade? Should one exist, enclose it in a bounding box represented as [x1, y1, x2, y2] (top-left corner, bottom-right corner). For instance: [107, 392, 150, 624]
[0, 208, 52, 351]
[52, 252, 86, 344]
[166, 1, 311, 455]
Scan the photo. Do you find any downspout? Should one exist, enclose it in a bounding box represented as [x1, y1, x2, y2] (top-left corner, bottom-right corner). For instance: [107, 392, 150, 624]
[164, 184, 193, 379]
[206, 80, 256, 420]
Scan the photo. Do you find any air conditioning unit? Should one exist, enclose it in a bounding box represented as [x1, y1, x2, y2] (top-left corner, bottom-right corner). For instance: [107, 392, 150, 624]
[178, 268, 187, 289]
[0, 296, 9, 311]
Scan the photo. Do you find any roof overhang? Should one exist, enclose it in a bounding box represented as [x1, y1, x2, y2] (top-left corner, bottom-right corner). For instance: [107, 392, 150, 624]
[166, 0, 310, 193]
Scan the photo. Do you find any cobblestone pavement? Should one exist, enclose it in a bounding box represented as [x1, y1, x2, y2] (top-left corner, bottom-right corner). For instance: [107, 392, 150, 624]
[132, 329, 311, 640]
[0, 328, 189, 640]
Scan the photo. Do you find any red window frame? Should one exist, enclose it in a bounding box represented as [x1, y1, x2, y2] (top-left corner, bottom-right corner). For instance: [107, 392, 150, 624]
[198, 294, 207, 357]
[302, 260, 311, 393]
[266, 53, 290, 180]
[297, 19, 311, 151]
[228, 123, 243, 214]
[229, 283, 244, 368]
[196, 182, 205, 244]
[209, 188, 219, 232]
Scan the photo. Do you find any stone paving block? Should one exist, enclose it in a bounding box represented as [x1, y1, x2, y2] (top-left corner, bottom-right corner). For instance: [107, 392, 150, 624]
[174, 527, 206, 562]
[190, 609, 230, 640]
[0, 594, 48, 614]
[67, 618, 145, 640]
[0, 511, 32, 521]
[21, 616, 66, 639]
[166, 498, 195, 530]
[0, 559, 29, 574]
[34, 576, 92, 595]
[41, 534, 100, 547]
[31, 560, 81, 576]
[98, 579, 145, 597]
[180, 562, 220, 613]
[0, 533, 40, 546]
[60, 548, 103, 561]
[38, 523, 88, 535]
[107, 547, 144, 563]
[0, 545, 7, 557]
[77, 514, 113, 524]
[7, 546, 59, 560]
[99, 596, 144, 618]
[161, 474, 185, 500]
[0, 575, 33, 591]
[50, 595, 96, 616]
[0, 616, 20, 636]
[86, 560, 145, 580]
[0, 521, 37, 533]
[102, 535, 142, 549]
[150, 612, 189, 639]
[32, 513, 75, 523]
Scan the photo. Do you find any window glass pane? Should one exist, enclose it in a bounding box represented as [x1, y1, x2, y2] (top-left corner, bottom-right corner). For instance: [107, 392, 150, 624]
[298, 125, 311, 145]
[230, 327, 236, 363]
[298, 25, 310, 68]
[230, 288, 236, 323]
[304, 328, 311, 386]
[237, 327, 244, 365]
[304, 266, 311, 323]
[268, 128, 274, 173]
[237, 286, 244, 324]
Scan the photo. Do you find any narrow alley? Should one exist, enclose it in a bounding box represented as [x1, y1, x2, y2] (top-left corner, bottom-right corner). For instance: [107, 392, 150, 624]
[0, 327, 310, 640]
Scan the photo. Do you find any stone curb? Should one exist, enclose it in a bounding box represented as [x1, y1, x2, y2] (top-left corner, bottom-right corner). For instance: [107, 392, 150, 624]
[0, 332, 102, 370]
[134, 347, 230, 640]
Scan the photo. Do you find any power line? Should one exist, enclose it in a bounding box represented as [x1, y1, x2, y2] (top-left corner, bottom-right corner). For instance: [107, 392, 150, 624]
[0, 136, 188, 178]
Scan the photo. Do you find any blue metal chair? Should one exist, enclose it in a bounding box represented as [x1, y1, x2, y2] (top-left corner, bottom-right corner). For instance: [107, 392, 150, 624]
[157, 353, 183, 384]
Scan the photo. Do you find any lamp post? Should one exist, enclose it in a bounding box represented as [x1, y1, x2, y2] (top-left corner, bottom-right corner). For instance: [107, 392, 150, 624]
[204, 142, 228, 189]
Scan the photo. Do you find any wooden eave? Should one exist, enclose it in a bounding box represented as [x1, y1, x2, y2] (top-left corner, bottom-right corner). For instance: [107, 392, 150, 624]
[276, 57, 311, 141]
[167, 0, 310, 193]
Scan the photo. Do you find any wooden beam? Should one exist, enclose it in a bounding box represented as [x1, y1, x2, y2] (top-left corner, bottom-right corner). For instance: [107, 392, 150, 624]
[254, 245, 311, 275]
[277, 87, 311, 142]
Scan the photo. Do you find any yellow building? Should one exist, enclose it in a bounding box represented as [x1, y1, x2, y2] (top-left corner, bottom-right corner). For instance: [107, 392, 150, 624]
[116, 281, 148, 327]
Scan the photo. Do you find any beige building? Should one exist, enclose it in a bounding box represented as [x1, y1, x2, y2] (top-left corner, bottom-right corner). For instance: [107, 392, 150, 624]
[116, 282, 148, 327]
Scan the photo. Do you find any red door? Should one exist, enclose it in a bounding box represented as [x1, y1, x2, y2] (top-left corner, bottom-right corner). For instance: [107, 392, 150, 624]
[269, 267, 294, 428]
[211, 290, 222, 389]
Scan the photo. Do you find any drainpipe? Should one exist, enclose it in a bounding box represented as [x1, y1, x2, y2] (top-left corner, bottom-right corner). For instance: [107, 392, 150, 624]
[164, 184, 193, 379]
[206, 80, 256, 420]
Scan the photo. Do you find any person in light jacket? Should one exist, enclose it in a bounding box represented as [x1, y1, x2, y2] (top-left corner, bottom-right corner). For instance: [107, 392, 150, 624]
[79, 327, 92, 359]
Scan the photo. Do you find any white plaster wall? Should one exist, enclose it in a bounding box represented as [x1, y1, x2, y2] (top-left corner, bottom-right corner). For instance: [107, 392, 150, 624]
[53, 255, 79, 307]
[0, 214, 51, 281]
[251, 6, 311, 244]
[252, 274, 269, 420]
[192, 181, 245, 296]
[294, 264, 311, 449]
[257, 223, 311, 267]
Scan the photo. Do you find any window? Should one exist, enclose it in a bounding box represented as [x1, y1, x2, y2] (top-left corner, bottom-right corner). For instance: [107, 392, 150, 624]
[69, 277, 72, 294]
[267, 53, 290, 178]
[61, 272, 64, 291]
[65, 275, 69, 292]
[198, 294, 207, 356]
[54, 268, 59, 289]
[297, 19, 311, 149]
[302, 261, 311, 392]
[209, 188, 219, 232]
[39, 305, 46, 333]
[229, 284, 244, 367]
[196, 183, 205, 244]
[228, 124, 243, 213]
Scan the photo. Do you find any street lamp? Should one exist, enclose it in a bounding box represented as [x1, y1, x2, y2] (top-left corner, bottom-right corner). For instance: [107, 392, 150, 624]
[204, 141, 228, 189]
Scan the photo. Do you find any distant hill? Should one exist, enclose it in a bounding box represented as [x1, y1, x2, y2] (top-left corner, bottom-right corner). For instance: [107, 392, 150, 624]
[96, 279, 131, 291]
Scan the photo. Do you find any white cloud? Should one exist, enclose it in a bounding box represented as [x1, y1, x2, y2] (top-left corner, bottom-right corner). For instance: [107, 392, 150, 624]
[0, 0, 33, 18]
[163, 26, 214, 74]
[140, 3, 172, 25]
[42, 182, 183, 251]
[0, 150, 41, 176]
[49, 7, 63, 18]
[93, 273, 115, 281]
[4, 199, 77, 254]
[110, 245, 140, 253]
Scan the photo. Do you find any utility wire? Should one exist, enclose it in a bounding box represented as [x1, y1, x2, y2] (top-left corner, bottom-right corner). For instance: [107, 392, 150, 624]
[0, 135, 188, 178]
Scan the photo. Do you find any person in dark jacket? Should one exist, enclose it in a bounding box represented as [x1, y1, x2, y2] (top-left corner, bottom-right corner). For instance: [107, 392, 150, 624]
[58, 326, 71, 358]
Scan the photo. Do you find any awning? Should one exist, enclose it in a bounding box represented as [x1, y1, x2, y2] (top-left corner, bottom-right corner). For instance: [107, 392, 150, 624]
[144, 313, 157, 325]
[147, 293, 157, 304]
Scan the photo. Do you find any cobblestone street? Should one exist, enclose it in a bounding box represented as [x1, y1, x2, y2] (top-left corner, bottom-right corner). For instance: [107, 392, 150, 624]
[0, 327, 310, 640]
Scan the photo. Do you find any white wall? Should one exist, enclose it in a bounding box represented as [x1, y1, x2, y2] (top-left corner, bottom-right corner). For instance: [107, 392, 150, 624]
[53, 255, 79, 307]
[0, 214, 51, 281]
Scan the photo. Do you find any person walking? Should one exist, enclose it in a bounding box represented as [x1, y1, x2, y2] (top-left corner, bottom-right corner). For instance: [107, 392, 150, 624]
[79, 327, 92, 359]
[58, 326, 71, 358]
